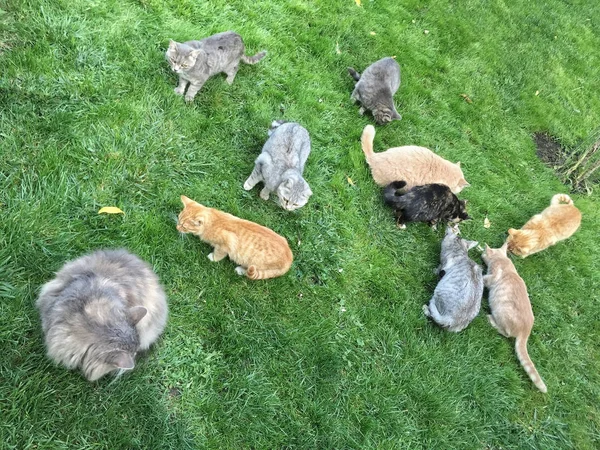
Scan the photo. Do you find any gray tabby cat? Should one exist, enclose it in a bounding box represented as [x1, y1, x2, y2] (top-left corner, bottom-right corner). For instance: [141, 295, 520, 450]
[348, 57, 402, 124]
[243, 120, 312, 211]
[36, 249, 168, 381]
[166, 31, 266, 102]
[423, 227, 484, 332]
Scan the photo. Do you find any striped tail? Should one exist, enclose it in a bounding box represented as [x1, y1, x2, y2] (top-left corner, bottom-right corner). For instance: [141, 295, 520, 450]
[551, 193, 573, 206]
[246, 264, 291, 280]
[383, 181, 407, 206]
[361, 125, 376, 160]
[241, 51, 267, 64]
[515, 335, 547, 393]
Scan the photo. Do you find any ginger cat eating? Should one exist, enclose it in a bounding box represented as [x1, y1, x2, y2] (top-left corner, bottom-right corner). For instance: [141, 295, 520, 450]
[507, 194, 581, 258]
[482, 243, 547, 393]
[177, 196, 293, 280]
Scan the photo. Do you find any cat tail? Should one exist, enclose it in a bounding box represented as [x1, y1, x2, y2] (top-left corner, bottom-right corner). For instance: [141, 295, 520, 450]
[246, 265, 290, 280]
[361, 125, 376, 161]
[515, 334, 547, 393]
[241, 51, 267, 64]
[348, 67, 361, 81]
[551, 194, 573, 206]
[383, 181, 408, 205]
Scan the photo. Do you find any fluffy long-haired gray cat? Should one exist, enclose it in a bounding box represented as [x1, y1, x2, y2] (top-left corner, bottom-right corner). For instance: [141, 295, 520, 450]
[348, 57, 401, 124]
[166, 31, 266, 102]
[423, 227, 484, 332]
[36, 249, 168, 381]
[243, 120, 313, 211]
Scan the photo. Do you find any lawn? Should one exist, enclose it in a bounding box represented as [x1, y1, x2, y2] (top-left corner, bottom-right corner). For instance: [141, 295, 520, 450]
[1, 0, 599, 448]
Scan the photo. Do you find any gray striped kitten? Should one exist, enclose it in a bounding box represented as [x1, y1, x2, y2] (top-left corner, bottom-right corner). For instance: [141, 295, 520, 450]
[36, 249, 168, 381]
[423, 227, 484, 332]
[166, 31, 266, 102]
[243, 120, 312, 211]
[348, 57, 401, 124]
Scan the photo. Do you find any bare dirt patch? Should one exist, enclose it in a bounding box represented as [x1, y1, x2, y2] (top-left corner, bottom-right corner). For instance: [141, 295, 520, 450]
[533, 132, 565, 168]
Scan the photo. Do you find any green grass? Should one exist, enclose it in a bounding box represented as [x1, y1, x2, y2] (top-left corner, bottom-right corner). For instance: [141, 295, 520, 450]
[1, 0, 600, 448]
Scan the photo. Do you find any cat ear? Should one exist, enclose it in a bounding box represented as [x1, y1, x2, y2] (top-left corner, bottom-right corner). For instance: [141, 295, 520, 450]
[128, 306, 147, 325]
[112, 352, 135, 370]
[465, 240, 479, 250]
[392, 110, 402, 121]
[458, 178, 470, 187]
[168, 40, 177, 51]
[508, 228, 517, 235]
[500, 242, 508, 254]
[181, 195, 193, 206]
[189, 49, 202, 60]
[456, 161, 461, 167]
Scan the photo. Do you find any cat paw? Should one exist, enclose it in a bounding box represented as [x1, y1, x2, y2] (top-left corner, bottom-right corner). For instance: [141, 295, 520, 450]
[184, 94, 195, 103]
[422, 304, 431, 317]
[358, 106, 366, 116]
[207, 252, 215, 261]
[174, 87, 185, 95]
[243, 181, 253, 191]
[396, 223, 407, 230]
[259, 190, 270, 201]
[234, 266, 246, 276]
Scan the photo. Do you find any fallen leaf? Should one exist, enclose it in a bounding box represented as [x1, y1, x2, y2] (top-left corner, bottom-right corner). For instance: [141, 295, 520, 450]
[535, 90, 540, 96]
[335, 42, 341, 54]
[460, 93, 473, 104]
[391, 55, 397, 59]
[484, 217, 491, 228]
[369, 31, 376, 35]
[354, 0, 361, 6]
[347, 176, 355, 186]
[424, 29, 430, 34]
[98, 206, 125, 215]
[412, 19, 416, 23]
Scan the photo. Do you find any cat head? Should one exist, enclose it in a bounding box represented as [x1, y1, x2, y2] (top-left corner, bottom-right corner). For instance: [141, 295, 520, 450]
[506, 228, 536, 257]
[373, 107, 402, 125]
[177, 195, 210, 234]
[481, 243, 508, 265]
[448, 199, 471, 223]
[165, 40, 201, 74]
[277, 176, 312, 211]
[450, 162, 470, 193]
[442, 226, 478, 254]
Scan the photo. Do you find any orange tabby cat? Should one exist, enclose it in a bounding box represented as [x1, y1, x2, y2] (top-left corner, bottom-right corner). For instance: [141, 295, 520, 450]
[482, 243, 547, 393]
[507, 194, 581, 258]
[360, 125, 470, 193]
[177, 196, 293, 280]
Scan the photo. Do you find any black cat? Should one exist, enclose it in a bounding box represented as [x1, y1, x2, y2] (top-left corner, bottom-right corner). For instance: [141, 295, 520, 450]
[383, 181, 471, 228]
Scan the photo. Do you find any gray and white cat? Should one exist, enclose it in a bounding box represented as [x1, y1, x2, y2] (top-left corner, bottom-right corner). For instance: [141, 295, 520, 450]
[166, 31, 266, 102]
[423, 227, 484, 332]
[36, 249, 168, 381]
[348, 57, 402, 124]
[243, 120, 313, 211]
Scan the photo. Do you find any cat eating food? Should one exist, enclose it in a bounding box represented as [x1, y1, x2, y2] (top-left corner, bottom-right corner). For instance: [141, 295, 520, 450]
[424, 227, 483, 332]
[36, 249, 168, 382]
[243, 120, 312, 211]
[360, 125, 469, 193]
[507, 194, 581, 258]
[165, 31, 266, 102]
[482, 243, 547, 393]
[383, 181, 470, 228]
[177, 195, 293, 279]
[348, 57, 402, 124]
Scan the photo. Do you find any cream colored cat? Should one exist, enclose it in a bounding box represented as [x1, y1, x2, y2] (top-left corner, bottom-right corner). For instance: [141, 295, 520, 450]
[482, 243, 547, 393]
[360, 125, 469, 193]
[177, 196, 293, 280]
[507, 194, 581, 258]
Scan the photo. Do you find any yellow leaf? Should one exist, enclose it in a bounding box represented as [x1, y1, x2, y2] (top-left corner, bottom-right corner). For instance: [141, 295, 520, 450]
[335, 42, 341, 54]
[98, 206, 125, 215]
[369, 31, 376, 36]
[535, 90, 540, 96]
[347, 176, 355, 186]
[484, 217, 491, 228]
[354, 0, 361, 6]
[460, 93, 473, 104]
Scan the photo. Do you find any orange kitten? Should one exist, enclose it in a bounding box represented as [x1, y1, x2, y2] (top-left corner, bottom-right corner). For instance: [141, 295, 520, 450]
[507, 194, 581, 258]
[177, 196, 293, 280]
[482, 243, 547, 393]
[360, 125, 469, 193]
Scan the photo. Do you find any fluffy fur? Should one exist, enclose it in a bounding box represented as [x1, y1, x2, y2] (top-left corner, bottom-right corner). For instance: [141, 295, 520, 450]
[424, 227, 483, 332]
[482, 243, 547, 393]
[361, 125, 470, 193]
[383, 181, 470, 228]
[177, 196, 293, 279]
[348, 57, 402, 124]
[36, 249, 168, 382]
[243, 120, 312, 210]
[165, 31, 266, 102]
[506, 194, 581, 257]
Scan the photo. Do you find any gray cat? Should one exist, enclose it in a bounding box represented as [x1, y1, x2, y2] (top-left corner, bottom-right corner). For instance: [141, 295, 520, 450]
[423, 227, 484, 332]
[166, 31, 266, 102]
[348, 57, 402, 124]
[243, 120, 312, 211]
[36, 249, 168, 381]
